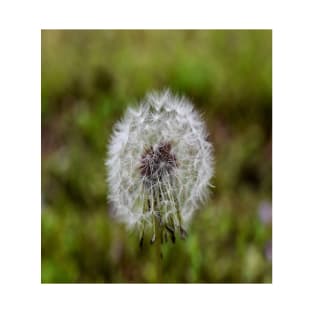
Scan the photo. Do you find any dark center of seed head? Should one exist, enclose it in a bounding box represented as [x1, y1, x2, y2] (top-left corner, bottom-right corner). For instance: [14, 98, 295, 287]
[139, 142, 177, 181]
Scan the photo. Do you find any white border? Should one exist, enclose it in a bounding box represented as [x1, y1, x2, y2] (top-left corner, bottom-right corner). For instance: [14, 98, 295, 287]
[1, 0, 313, 312]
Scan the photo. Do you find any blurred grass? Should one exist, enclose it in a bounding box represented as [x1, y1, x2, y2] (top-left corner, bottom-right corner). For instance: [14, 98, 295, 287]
[41, 30, 272, 283]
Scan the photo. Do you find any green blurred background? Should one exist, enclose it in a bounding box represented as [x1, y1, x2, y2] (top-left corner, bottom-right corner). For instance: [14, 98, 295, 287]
[41, 30, 272, 283]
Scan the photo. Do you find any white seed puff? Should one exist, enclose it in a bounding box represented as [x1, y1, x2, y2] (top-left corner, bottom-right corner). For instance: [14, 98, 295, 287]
[106, 90, 214, 241]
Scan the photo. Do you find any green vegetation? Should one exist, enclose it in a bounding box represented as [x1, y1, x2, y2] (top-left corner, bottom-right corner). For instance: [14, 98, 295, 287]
[41, 30, 272, 283]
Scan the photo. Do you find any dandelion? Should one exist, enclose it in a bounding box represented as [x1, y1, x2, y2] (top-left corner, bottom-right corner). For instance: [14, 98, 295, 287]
[106, 90, 214, 247]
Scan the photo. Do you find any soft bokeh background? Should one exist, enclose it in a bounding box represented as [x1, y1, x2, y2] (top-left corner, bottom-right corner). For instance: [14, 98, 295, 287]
[41, 30, 272, 283]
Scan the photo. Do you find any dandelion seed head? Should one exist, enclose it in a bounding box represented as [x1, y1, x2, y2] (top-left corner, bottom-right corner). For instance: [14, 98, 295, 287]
[106, 89, 214, 240]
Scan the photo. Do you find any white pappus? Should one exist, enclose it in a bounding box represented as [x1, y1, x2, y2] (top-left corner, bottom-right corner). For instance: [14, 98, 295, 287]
[106, 89, 214, 245]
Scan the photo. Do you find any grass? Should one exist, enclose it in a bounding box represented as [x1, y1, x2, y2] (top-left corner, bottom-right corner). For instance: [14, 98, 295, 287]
[41, 29, 272, 283]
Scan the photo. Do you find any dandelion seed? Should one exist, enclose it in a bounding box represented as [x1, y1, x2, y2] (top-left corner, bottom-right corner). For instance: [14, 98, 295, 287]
[106, 89, 214, 245]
